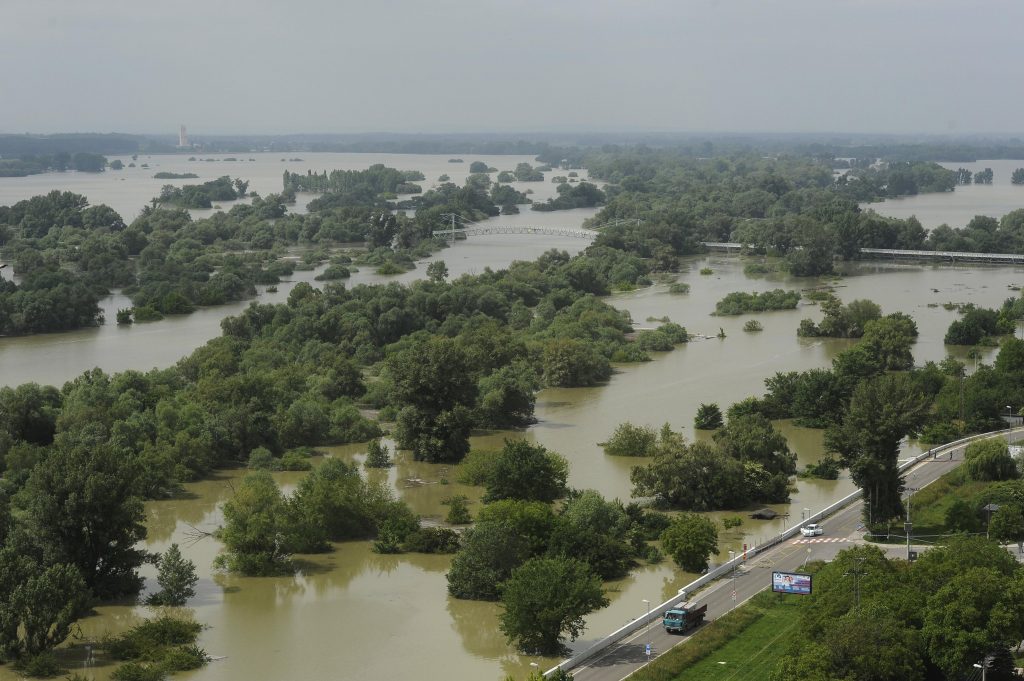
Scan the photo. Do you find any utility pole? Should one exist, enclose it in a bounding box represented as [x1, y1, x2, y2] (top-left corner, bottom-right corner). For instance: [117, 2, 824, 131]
[844, 556, 867, 610]
[440, 213, 457, 242]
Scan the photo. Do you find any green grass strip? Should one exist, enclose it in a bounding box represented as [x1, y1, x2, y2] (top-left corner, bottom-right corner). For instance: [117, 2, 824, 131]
[629, 591, 800, 681]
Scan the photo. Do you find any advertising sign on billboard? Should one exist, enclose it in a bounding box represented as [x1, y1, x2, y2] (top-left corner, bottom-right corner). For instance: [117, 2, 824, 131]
[772, 571, 812, 595]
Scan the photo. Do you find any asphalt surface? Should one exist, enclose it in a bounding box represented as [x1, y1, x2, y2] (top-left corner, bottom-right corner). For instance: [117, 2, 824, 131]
[569, 436, 1019, 681]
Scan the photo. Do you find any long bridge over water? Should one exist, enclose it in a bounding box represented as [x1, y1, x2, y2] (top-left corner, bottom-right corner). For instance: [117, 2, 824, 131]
[448, 225, 599, 239]
[447, 228, 1024, 264]
[703, 241, 1024, 264]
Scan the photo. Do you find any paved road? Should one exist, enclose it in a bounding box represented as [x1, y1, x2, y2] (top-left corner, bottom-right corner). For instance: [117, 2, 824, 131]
[570, 436, 1019, 681]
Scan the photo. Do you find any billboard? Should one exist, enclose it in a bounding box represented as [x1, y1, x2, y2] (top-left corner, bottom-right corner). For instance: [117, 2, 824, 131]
[772, 571, 812, 595]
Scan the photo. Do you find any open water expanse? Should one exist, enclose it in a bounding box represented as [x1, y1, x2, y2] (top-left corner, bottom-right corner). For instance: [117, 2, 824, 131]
[867, 158, 1024, 228]
[1, 154, 1024, 680]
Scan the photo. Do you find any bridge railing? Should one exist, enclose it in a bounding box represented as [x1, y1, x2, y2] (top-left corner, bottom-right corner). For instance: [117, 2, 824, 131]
[700, 242, 1024, 263]
[544, 428, 1018, 677]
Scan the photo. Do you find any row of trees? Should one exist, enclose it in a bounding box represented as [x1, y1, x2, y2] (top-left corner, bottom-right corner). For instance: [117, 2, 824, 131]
[0, 152, 110, 177]
[444, 439, 720, 654]
[773, 538, 1024, 681]
[624, 418, 796, 509]
[156, 176, 248, 209]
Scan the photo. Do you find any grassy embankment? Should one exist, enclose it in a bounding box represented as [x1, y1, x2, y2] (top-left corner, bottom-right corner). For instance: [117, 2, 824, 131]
[629, 590, 803, 681]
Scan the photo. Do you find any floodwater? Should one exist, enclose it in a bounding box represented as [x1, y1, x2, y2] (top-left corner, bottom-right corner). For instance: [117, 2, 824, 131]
[2, 156, 1023, 681]
[868, 158, 1024, 228]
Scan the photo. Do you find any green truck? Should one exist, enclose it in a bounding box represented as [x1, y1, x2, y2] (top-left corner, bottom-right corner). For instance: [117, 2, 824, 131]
[662, 602, 708, 634]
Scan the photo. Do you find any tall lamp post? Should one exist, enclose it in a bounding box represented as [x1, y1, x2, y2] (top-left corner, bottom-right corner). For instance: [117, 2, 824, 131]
[642, 599, 652, 658]
[905, 487, 919, 561]
[974, 658, 989, 681]
[728, 550, 736, 601]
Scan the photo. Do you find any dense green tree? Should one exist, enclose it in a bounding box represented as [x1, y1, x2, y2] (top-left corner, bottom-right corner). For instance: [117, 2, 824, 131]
[602, 422, 657, 456]
[475, 500, 555, 556]
[447, 521, 529, 601]
[660, 513, 718, 572]
[974, 167, 994, 184]
[989, 503, 1024, 550]
[859, 315, 917, 370]
[426, 260, 448, 282]
[922, 567, 1023, 679]
[288, 458, 412, 550]
[825, 374, 929, 525]
[964, 438, 1019, 482]
[15, 429, 147, 598]
[945, 305, 1014, 345]
[546, 490, 633, 579]
[0, 383, 61, 445]
[694, 403, 724, 430]
[145, 544, 197, 607]
[474, 362, 539, 428]
[215, 471, 294, 575]
[498, 557, 608, 655]
[541, 338, 611, 387]
[631, 439, 747, 510]
[389, 337, 478, 462]
[483, 440, 568, 503]
[443, 495, 473, 525]
[9, 559, 89, 658]
[364, 439, 392, 468]
[714, 413, 796, 477]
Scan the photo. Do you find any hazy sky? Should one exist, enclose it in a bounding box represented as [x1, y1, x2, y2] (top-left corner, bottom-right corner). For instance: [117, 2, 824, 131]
[2, 0, 1023, 136]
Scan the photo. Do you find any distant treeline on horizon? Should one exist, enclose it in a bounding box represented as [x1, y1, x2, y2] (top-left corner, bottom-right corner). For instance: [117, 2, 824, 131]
[4, 131, 1024, 163]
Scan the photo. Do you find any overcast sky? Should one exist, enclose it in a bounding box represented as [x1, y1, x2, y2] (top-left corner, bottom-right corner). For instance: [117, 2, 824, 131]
[2, 0, 1023, 136]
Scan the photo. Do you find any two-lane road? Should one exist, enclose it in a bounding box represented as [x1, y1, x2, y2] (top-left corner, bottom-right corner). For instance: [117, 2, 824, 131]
[570, 436, 1016, 681]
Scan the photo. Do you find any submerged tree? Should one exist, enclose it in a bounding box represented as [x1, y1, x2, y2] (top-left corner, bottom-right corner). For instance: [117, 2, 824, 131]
[498, 556, 608, 654]
[694, 403, 724, 430]
[146, 544, 198, 607]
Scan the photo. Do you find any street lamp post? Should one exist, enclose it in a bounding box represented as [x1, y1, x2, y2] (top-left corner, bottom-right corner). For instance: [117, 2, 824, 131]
[974, 659, 988, 681]
[905, 487, 919, 561]
[728, 551, 736, 601]
[642, 599, 652, 659]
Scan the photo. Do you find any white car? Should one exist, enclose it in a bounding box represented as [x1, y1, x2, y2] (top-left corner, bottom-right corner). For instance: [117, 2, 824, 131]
[800, 523, 824, 537]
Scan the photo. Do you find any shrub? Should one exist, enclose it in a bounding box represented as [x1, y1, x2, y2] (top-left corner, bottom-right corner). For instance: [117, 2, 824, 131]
[402, 527, 461, 553]
[14, 651, 63, 678]
[111, 663, 167, 681]
[279, 450, 313, 471]
[723, 515, 744, 530]
[364, 439, 391, 468]
[456, 449, 499, 485]
[694, 403, 724, 430]
[965, 439, 1019, 481]
[443, 495, 472, 524]
[802, 455, 841, 480]
[743, 319, 763, 332]
[247, 447, 278, 470]
[602, 422, 657, 457]
[714, 289, 800, 315]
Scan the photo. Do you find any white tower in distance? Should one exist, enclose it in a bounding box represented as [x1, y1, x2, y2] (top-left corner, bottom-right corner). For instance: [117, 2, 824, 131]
[178, 125, 189, 148]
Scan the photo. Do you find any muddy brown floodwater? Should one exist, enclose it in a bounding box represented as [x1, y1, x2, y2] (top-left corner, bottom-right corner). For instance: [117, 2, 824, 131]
[1, 156, 1022, 681]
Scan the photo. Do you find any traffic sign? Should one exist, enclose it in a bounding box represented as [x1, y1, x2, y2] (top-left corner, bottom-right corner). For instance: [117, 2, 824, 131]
[645, 643, 651, 657]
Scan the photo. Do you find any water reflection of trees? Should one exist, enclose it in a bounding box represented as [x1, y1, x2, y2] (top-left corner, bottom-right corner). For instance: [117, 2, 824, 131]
[144, 474, 237, 544]
[446, 594, 510, 659]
